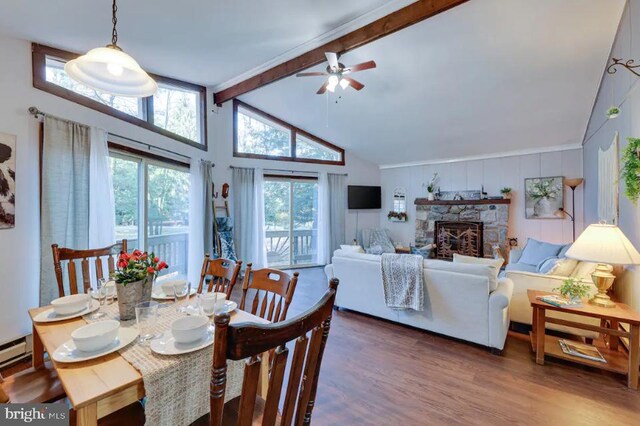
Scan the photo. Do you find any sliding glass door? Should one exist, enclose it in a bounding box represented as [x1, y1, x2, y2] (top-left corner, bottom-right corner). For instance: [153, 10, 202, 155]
[264, 177, 318, 268]
[110, 151, 190, 276]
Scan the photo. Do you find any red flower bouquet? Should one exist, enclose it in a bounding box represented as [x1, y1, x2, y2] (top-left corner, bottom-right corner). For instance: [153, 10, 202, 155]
[113, 249, 168, 286]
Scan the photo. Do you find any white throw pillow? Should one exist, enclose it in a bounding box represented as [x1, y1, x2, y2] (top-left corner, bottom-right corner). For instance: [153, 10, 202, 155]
[340, 244, 365, 253]
[570, 261, 598, 280]
[547, 258, 579, 276]
[453, 254, 503, 277]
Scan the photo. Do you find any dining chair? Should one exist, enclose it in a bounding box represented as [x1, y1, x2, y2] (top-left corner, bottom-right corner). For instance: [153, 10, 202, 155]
[197, 254, 242, 297]
[200, 278, 338, 426]
[51, 240, 127, 297]
[0, 361, 64, 404]
[239, 265, 299, 323]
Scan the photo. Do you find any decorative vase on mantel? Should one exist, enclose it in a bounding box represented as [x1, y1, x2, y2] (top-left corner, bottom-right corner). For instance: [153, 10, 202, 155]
[115, 276, 153, 321]
[427, 192, 435, 201]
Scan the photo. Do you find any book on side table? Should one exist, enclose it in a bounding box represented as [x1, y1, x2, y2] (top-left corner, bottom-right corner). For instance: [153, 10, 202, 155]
[559, 339, 606, 363]
[536, 294, 582, 308]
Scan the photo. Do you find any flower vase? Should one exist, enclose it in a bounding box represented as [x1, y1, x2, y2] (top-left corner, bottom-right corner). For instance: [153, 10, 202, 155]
[534, 196, 553, 217]
[427, 192, 435, 201]
[115, 276, 153, 321]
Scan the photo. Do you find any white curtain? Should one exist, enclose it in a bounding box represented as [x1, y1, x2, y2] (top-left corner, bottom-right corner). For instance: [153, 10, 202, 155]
[328, 173, 347, 253]
[88, 127, 115, 249]
[232, 167, 267, 269]
[317, 172, 331, 264]
[598, 132, 619, 225]
[188, 159, 205, 286]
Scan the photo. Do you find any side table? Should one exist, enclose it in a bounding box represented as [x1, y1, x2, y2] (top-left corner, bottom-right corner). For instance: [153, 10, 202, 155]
[528, 289, 640, 389]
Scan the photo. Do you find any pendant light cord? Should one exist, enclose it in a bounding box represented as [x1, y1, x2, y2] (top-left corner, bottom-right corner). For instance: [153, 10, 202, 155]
[111, 0, 118, 46]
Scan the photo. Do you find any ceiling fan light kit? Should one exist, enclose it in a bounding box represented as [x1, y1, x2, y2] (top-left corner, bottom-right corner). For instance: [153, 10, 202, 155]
[296, 52, 376, 95]
[65, 0, 157, 98]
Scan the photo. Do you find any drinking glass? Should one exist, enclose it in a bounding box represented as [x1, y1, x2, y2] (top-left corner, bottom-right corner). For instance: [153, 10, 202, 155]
[198, 292, 217, 317]
[88, 279, 107, 319]
[105, 279, 117, 305]
[173, 281, 192, 313]
[135, 301, 160, 345]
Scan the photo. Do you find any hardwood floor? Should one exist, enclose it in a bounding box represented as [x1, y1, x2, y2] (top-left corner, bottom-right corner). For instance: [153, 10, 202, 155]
[256, 267, 640, 426]
[4, 268, 638, 425]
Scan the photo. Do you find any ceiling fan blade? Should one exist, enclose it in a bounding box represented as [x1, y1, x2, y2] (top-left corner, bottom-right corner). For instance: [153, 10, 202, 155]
[342, 76, 364, 91]
[317, 81, 329, 94]
[346, 60, 377, 73]
[296, 72, 327, 77]
[325, 52, 339, 69]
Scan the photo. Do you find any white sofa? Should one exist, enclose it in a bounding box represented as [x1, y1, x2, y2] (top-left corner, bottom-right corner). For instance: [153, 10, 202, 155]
[325, 250, 514, 351]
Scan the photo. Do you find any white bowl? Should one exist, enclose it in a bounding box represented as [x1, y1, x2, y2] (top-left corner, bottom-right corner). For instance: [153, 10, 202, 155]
[71, 320, 120, 352]
[161, 279, 187, 295]
[51, 294, 90, 315]
[171, 316, 209, 344]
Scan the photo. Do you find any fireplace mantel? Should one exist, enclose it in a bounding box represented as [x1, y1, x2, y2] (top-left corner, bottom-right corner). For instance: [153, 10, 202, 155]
[415, 199, 511, 206]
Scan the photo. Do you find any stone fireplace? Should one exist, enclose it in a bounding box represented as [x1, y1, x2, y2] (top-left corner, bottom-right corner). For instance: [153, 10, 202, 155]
[415, 199, 510, 258]
[435, 221, 483, 260]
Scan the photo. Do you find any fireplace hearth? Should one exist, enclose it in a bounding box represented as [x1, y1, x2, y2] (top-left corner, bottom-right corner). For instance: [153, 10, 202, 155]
[435, 221, 484, 260]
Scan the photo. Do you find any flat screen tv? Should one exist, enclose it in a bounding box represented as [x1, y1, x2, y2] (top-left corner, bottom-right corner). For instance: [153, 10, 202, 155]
[348, 185, 381, 210]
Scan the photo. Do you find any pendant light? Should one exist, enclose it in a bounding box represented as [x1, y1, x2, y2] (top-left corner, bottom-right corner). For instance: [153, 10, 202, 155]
[65, 0, 157, 97]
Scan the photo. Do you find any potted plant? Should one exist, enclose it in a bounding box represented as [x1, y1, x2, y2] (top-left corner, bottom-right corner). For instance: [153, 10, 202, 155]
[554, 278, 591, 305]
[606, 106, 621, 119]
[112, 249, 168, 320]
[425, 173, 439, 201]
[500, 187, 512, 199]
[527, 179, 561, 217]
[622, 137, 640, 204]
[387, 211, 408, 222]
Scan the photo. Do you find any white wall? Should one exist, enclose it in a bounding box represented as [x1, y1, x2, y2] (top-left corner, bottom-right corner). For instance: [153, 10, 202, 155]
[379, 149, 584, 248]
[208, 101, 381, 245]
[582, 1, 640, 310]
[0, 33, 381, 343]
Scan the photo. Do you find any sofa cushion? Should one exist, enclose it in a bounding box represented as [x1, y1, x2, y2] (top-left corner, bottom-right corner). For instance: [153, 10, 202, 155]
[333, 249, 383, 263]
[340, 244, 365, 253]
[571, 261, 598, 281]
[537, 257, 558, 274]
[453, 254, 503, 277]
[365, 245, 384, 255]
[504, 262, 538, 273]
[558, 244, 572, 258]
[368, 229, 396, 253]
[518, 238, 565, 266]
[426, 259, 498, 292]
[549, 258, 578, 276]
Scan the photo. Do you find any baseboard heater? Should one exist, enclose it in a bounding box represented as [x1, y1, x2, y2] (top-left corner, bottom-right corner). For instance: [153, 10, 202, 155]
[0, 335, 32, 369]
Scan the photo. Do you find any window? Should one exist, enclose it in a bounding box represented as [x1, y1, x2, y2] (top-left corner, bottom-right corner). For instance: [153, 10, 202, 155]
[110, 147, 190, 277]
[33, 44, 207, 150]
[234, 100, 344, 165]
[264, 176, 319, 268]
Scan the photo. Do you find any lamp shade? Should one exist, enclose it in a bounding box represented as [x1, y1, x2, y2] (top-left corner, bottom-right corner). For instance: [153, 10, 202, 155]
[64, 46, 157, 98]
[565, 223, 640, 265]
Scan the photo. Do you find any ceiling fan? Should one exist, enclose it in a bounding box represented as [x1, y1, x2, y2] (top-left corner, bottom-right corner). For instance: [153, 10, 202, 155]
[296, 52, 376, 94]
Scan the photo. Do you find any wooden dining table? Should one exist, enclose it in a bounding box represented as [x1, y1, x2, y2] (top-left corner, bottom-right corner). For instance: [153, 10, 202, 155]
[29, 302, 270, 426]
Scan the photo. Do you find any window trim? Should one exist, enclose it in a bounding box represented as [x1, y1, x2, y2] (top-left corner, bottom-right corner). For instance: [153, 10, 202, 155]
[32, 43, 208, 151]
[233, 99, 345, 166]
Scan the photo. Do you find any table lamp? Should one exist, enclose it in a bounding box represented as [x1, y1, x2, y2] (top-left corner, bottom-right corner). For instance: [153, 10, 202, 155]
[565, 223, 640, 308]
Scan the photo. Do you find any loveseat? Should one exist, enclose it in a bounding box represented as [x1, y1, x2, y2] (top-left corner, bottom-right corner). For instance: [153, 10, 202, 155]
[325, 249, 514, 351]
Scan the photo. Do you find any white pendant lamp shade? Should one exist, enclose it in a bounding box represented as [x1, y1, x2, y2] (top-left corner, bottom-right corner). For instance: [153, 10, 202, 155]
[565, 223, 640, 265]
[65, 46, 157, 97]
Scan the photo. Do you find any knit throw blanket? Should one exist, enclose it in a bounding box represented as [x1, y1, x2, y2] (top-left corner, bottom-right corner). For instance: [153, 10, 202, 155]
[381, 253, 424, 311]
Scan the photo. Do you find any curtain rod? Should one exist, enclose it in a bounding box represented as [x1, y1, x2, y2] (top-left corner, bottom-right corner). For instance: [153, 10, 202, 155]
[28, 106, 195, 162]
[229, 165, 347, 176]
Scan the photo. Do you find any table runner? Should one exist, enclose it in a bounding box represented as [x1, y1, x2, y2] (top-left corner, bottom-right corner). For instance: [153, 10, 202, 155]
[85, 300, 258, 426]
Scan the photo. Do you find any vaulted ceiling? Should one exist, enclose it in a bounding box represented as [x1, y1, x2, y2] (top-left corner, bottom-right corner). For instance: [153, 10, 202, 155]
[0, 0, 626, 166]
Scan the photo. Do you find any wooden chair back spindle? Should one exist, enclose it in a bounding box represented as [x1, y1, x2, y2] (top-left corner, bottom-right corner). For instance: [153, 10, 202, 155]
[51, 240, 127, 297]
[239, 264, 299, 323]
[197, 254, 242, 297]
[209, 278, 339, 426]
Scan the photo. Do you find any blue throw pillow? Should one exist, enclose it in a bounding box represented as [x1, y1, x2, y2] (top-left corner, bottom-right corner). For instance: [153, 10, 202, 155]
[537, 257, 559, 274]
[518, 238, 564, 266]
[558, 244, 571, 258]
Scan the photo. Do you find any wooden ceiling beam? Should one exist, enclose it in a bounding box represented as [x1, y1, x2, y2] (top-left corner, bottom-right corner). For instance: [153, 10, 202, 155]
[213, 0, 469, 105]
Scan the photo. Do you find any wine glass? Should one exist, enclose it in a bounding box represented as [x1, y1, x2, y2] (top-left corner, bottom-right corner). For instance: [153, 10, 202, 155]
[173, 281, 191, 313]
[105, 280, 117, 304]
[88, 279, 107, 319]
[135, 301, 160, 345]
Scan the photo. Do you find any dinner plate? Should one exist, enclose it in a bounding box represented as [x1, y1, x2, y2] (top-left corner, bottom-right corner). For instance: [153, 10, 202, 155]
[52, 327, 138, 363]
[185, 300, 238, 317]
[151, 288, 197, 300]
[33, 300, 101, 323]
[150, 327, 214, 355]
